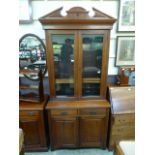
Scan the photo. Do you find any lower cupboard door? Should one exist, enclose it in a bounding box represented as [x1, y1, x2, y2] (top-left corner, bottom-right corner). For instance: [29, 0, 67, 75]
[79, 117, 107, 148]
[20, 119, 42, 147]
[51, 117, 78, 148]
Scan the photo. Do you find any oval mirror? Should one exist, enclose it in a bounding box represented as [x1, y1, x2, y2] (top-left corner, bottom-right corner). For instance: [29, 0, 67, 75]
[19, 33, 47, 80]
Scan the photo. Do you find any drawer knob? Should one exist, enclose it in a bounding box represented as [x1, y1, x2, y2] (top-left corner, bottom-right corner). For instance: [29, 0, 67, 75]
[119, 119, 126, 122]
[61, 112, 68, 115]
[28, 112, 35, 116]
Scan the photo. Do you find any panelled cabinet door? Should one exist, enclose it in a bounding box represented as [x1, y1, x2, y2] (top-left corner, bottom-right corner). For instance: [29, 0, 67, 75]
[51, 117, 78, 149]
[19, 117, 43, 148]
[79, 117, 107, 148]
[20, 119, 40, 146]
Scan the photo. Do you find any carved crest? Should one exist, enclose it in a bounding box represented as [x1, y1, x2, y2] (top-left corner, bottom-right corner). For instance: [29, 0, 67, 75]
[39, 7, 116, 30]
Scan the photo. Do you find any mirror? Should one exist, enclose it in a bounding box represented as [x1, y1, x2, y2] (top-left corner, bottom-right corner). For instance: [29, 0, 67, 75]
[19, 33, 47, 80]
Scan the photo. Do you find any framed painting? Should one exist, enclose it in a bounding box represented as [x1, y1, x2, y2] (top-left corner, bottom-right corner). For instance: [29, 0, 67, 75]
[19, 0, 33, 24]
[116, 36, 135, 66]
[118, 0, 135, 32]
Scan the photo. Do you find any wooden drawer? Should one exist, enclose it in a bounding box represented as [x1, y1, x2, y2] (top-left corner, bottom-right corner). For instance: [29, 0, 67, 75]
[112, 125, 135, 136]
[79, 108, 106, 116]
[20, 111, 40, 118]
[51, 109, 77, 116]
[114, 114, 135, 125]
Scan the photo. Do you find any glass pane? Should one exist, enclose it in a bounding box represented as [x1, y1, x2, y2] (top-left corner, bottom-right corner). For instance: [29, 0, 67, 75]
[52, 35, 74, 97]
[82, 34, 103, 96]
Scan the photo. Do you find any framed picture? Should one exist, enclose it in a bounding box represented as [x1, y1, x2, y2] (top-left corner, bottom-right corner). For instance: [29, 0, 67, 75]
[19, 0, 33, 24]
[116, 36, 135, 66]
[118, 0, 135, 32]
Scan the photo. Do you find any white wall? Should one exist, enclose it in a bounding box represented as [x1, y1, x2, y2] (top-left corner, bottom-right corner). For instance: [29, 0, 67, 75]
[19, 0, 135, 75]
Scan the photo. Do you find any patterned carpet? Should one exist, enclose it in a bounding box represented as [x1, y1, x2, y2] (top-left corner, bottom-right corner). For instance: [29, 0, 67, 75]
[25, 149, 113, 155]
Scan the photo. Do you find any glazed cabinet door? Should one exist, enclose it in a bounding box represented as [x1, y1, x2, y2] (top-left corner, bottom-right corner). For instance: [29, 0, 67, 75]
[78, 30, 110, 98]
[51, 117, 78, 149]
[46, 30, 110, 99]
[19, 111, 47, 151]
[79, 117, 107, 148]
[46, 30, 78, 97]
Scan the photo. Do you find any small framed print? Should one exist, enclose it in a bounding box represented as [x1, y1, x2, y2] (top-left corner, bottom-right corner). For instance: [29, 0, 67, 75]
[118, 0, 135, 32]
[19, 0, 33, 24]
[116, 36, 135, 66]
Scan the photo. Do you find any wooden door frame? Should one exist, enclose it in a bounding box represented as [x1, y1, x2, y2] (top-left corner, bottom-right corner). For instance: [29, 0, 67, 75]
[78, 30, 110, 98]
[45, 30, 78, 98]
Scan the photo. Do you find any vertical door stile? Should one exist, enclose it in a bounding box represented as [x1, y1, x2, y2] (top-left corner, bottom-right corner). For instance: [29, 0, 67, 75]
[77, 31, 83, 98]
[100, 31, 110, 97]
[74, 31, 78, 97]
[45, 30, 56, 97]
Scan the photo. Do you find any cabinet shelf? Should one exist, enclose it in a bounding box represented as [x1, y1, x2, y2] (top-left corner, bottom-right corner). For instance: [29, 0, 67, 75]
[56, 78, 74, 84]
[83, 78, 100, 83]
[55, 78, 100, 84]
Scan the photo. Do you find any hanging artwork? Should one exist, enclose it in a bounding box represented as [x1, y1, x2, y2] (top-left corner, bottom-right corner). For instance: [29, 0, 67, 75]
[118, 0, 135, 32]
[116, 36, 135, 66]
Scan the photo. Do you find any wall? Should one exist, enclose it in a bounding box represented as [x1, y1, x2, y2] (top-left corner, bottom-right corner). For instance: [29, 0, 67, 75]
[19, 0, 135, 75]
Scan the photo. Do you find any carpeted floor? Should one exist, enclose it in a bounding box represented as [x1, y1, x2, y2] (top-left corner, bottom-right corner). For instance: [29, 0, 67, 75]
[25, 149, 114, 155]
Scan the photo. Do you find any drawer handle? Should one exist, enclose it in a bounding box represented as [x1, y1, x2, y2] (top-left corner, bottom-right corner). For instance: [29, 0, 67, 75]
[119, 119, 126, 122]
[61, 112, 68, 115]
[117, 129, 121, 132]
[90, 111, 97, 115]
[28, 112, 35, 116]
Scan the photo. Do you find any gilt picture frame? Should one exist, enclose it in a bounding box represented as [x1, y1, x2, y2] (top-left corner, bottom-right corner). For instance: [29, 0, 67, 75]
[118, 0, 135, 32]
[116, 36, 135, 66]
